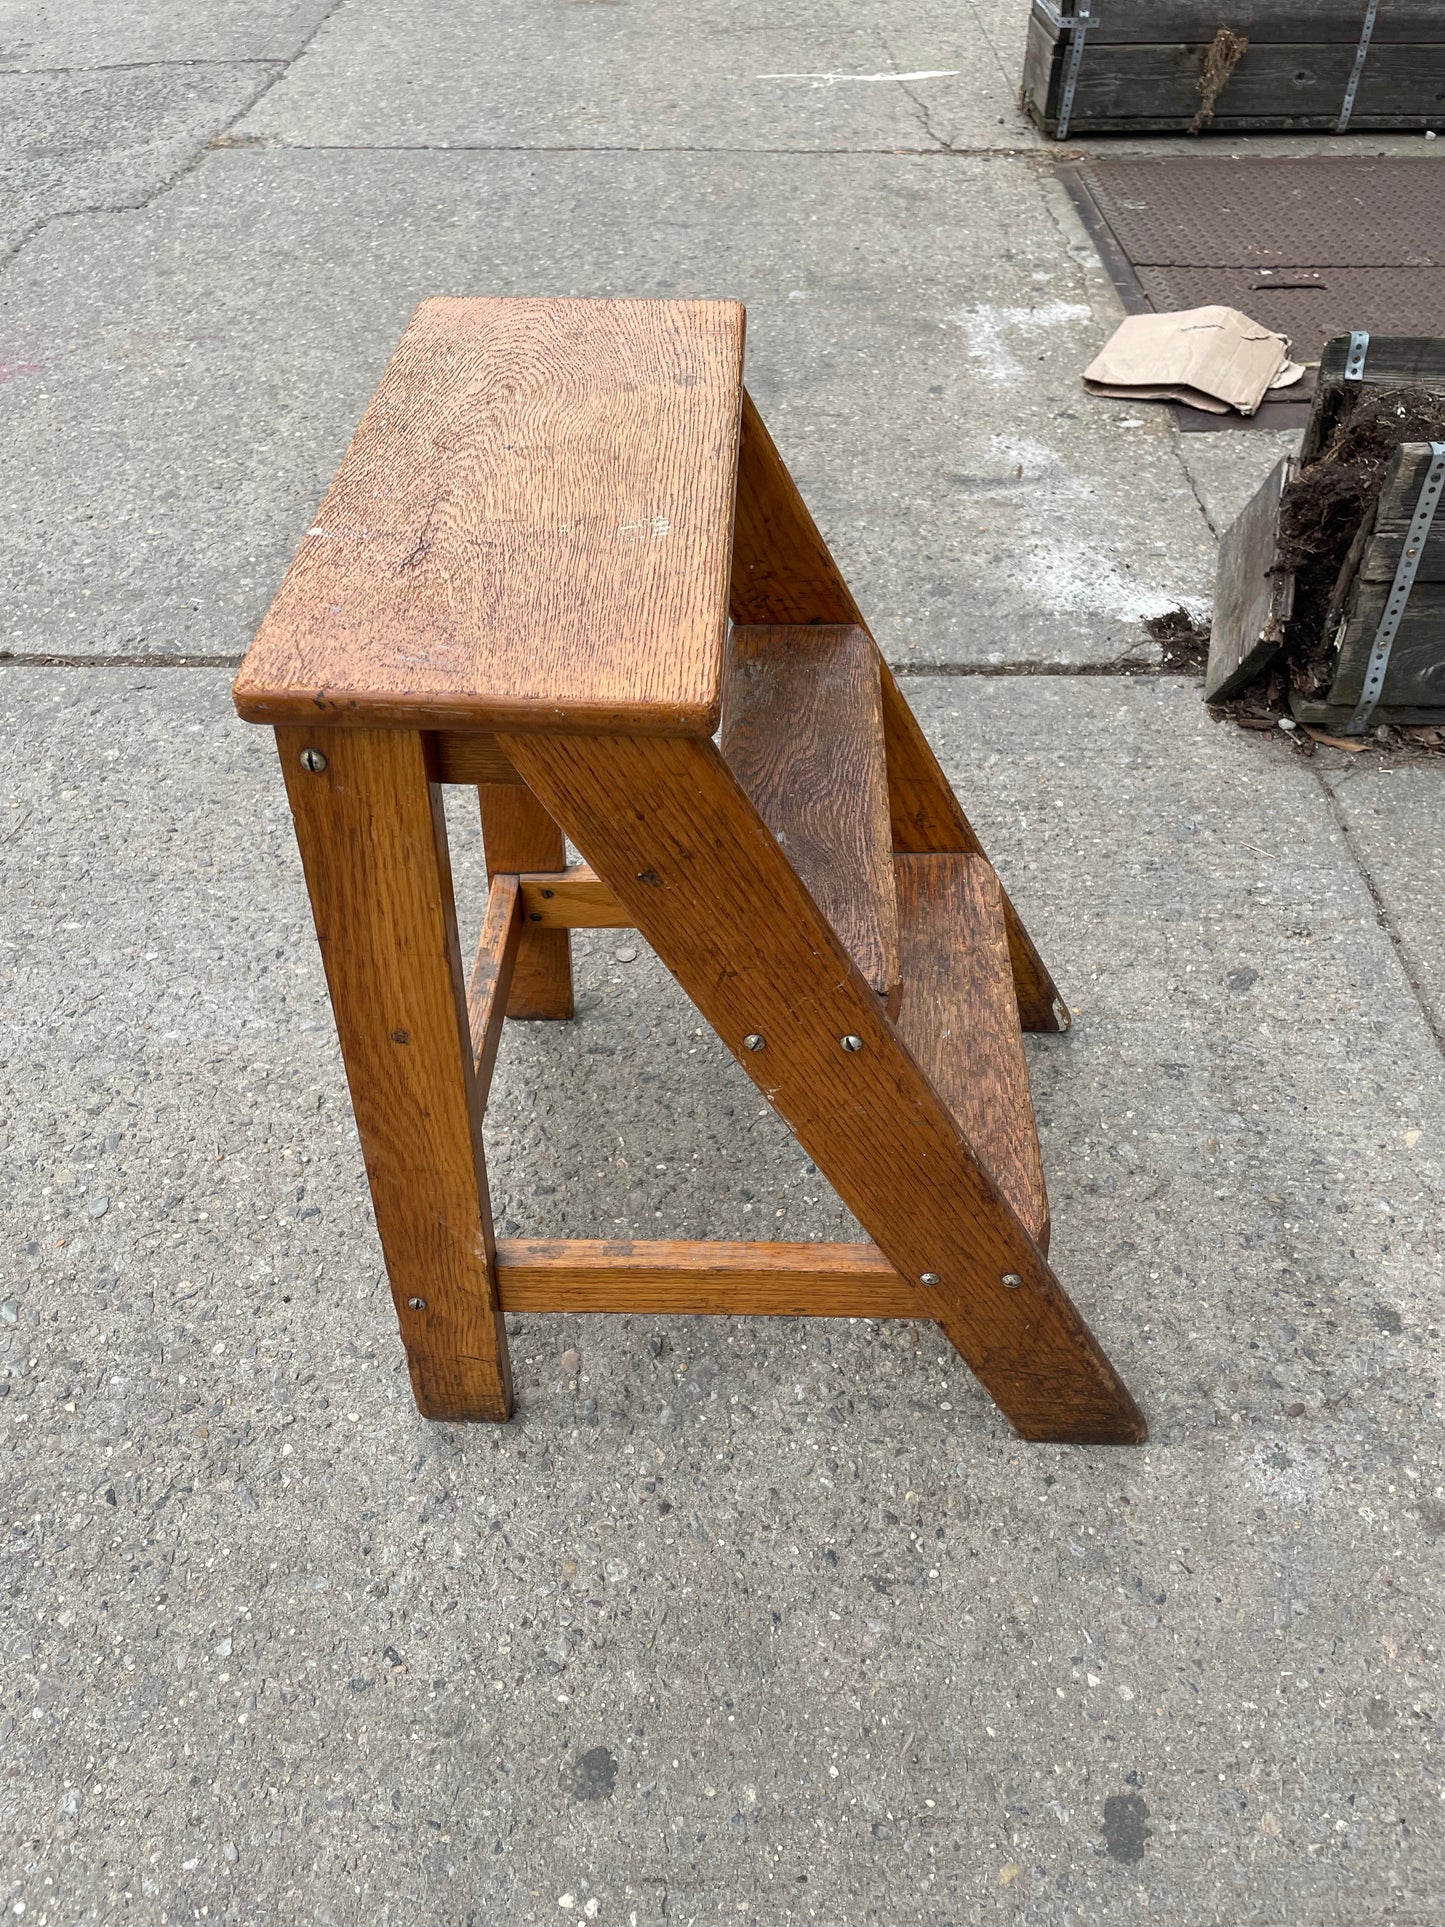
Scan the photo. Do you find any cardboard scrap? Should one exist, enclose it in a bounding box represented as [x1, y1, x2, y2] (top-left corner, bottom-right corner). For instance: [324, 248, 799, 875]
[1083, 306, 1306, 416]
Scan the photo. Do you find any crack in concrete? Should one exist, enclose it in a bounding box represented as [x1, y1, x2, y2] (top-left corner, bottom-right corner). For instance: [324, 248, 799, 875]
[0, 2, 346, 274]
[873, 28, 956, 153]
[1313, 765, 1445, 1058]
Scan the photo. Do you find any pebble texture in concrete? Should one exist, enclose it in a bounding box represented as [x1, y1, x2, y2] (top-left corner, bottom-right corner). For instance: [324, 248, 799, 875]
[0, 2, 335, 68]
[236, 0, 1034, 153]
[0, 150, 1213, 668]
[3, 666, 1442, 1925]
[0, 3, 333, 68]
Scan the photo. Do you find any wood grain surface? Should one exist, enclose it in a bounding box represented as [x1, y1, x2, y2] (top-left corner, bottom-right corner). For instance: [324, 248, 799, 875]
[495, 1239, 925, 1319]
[729, 391, 1067, 1033]
[499, 728, 1143, 1444]
[1204, 455, 1296, 704]
[518, 865, 626, 927]
[895, 854, 1049, 1250]
[1038, 1, 1445, 42]
[234, 298, 744, 734]
[466, 872, 522, 1092]
[1355, 442, 1445, 584]
[722, 624, 900, 1004]
[480, 783, 573, 1019]
[1324, 443, 1445, 712]
[1306, 336, 1445, 465]
[277, 725, 512, 1421]
[431, 733, 521, 786]
[1026, 19, 1445, 132]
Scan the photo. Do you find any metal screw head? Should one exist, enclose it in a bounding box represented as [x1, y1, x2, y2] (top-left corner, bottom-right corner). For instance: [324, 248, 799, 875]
[743, 1033, 766, 1052]
[840, 1034, 864, 1053]
[407, 1296, 427, 1310]
[920, 1272, 941, 1287]
[1051, 998, 1071, 1033]
[299, 747, 328, 773]
[1001, 1272, 1023, 1290]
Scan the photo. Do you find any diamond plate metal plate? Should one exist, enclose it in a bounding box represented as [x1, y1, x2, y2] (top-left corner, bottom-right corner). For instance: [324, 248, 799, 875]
[1134, 266, 1445, 365]
[1081, 159, 1445, 269]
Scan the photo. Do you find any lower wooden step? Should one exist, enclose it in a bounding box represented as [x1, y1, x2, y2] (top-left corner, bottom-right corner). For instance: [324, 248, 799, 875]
[721, 623, 901, 1006]
[894, 852, 1050, 1250]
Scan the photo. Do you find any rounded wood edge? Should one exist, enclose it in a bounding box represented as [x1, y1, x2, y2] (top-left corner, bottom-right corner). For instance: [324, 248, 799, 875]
[231, 680, 724, 738]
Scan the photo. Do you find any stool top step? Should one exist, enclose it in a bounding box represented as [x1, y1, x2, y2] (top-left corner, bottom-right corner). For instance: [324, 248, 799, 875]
[233, 297, 744, 736]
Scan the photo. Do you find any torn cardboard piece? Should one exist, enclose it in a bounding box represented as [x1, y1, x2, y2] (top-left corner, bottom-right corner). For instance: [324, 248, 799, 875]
[1083, 306, 1306, 416]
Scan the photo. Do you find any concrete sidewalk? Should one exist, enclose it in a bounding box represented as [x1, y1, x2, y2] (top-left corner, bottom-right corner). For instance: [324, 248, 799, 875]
[2, 6, 1443, 1924]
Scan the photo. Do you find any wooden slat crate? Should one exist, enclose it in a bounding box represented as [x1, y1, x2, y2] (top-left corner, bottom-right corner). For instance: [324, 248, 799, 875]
[1206, 332, 1445, 730]
[1024, 1, 1445, 139]
[1302, 333, 1445, 463]
[1292, 440, 1445, 730]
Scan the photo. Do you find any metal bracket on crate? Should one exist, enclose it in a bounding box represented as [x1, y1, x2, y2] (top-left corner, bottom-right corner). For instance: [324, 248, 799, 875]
[1344, 330, 1370, 383]
[1344, 441, 1445, 735]
[1032, 0, 1096, 142]
[1336, 0, 1379, 134]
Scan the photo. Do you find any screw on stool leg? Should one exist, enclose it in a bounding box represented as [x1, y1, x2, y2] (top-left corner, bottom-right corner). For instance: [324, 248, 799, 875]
[299, 747, 328, 773]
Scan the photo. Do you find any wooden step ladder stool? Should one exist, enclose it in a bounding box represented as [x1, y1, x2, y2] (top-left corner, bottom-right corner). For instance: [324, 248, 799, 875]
[233, 297, 1145, 1446]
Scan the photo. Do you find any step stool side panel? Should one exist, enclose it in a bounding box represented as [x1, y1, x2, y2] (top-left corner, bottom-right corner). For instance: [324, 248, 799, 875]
[499, 728, 1144, 1445]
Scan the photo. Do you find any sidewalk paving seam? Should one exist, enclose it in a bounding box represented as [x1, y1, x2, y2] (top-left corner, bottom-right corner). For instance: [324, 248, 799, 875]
[1313, 763, 1445, 1058]
[190, 141, 1058, 159]
[0, 653, 1181, 678]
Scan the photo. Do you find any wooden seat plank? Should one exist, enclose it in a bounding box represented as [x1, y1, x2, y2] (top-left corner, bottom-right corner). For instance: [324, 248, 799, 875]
[894, 853, 1050, 1251]
[721, 623, 900, 1005]
[233, 297, 744, 735]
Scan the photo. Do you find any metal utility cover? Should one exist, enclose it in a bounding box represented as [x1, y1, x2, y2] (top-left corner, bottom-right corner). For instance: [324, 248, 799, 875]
[1066, 157, 1445, 431]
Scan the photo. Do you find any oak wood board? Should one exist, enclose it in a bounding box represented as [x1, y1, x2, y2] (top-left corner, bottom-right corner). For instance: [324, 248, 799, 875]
[722, 624, 900, 1005]
[895, 854, 1049, 1251]
[480, 783, 574, 1019]
[728, 392, 1067, 1034]
[234, 297, 745, 735]
[496, 1239, 926, 1319]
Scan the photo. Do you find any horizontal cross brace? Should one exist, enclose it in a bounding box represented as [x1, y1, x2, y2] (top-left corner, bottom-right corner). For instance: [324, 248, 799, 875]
[494, 1238, 927, 1319]
[519, 865, 626, 927]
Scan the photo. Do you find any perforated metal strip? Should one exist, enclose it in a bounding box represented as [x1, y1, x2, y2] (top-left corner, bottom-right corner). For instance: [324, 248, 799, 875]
[1054, 2, 1095, 142]
[1336, 0, 1379, 133]
[1344, 329, 1370, 382]
[1344, 442, 1445, 735]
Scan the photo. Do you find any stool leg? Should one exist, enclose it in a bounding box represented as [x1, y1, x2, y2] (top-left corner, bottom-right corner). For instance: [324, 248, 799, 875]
[278, 725, 512, 1422]
[479, 783, 574, 1019]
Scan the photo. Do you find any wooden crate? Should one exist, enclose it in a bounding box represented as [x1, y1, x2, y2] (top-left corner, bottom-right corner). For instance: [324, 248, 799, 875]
[1292, 440, 1445, 731]
[1024, 1, 1445, 139]
[1302, 332, 1445, 463]
[1207, 332, 1445, 727]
